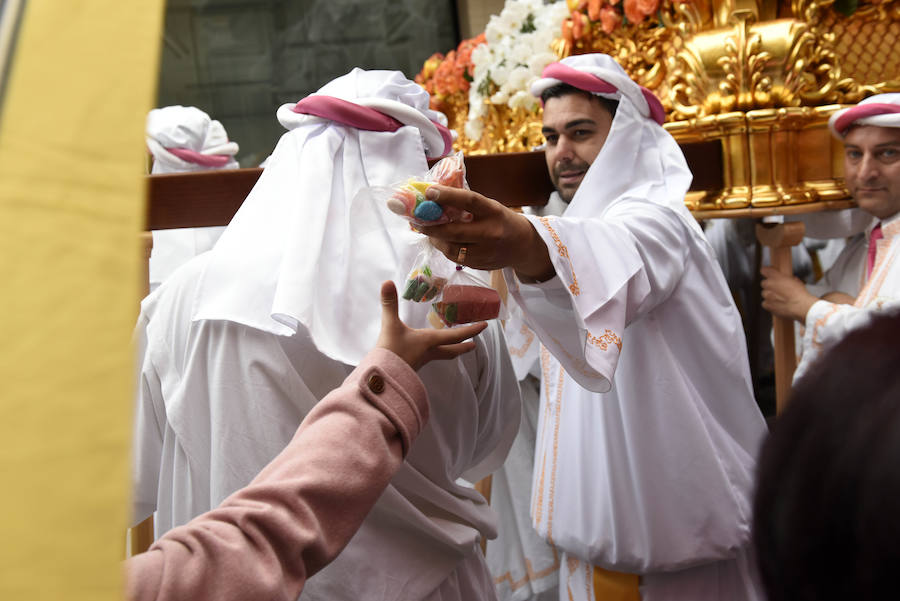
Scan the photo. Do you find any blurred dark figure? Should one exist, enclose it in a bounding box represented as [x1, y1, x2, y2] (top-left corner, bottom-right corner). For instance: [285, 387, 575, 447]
[753, 309, 900, 601]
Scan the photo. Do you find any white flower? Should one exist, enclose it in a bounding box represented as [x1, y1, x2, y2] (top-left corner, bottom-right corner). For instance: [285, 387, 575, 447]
[485, 20, 506, 46]
[508, 90, 538, 110]
[491, 62, 512, 87]
[507, 65, 533, 91]
[509, 42, 533, 66]
[464, 118, 484, 141]
[471, 44, 490, 67]
[464, 0, 568, 140]
[528, 52, 557, 75]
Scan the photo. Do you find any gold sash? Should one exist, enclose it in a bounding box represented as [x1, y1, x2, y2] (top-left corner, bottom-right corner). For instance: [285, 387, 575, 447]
[592, 565, 640, 601]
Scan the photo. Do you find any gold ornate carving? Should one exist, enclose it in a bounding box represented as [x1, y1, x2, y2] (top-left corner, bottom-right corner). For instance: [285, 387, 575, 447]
[426, 0, 900, 213]
[665, 104, 852, 211]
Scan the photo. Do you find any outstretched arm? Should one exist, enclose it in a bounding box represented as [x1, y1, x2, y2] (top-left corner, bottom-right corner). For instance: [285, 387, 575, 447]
[419, 185, 556, 282]
[126, 282, 486, 601]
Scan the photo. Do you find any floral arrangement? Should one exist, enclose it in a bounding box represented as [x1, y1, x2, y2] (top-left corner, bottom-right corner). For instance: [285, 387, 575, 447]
[416, 33, 486, 113]
[464, 0, 570, 140]
[564, 0, 663, 40]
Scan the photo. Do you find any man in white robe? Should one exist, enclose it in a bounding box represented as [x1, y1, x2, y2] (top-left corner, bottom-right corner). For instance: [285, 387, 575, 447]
[421, 54, 767, 601]
[762, 93, 900, 380]
[132, 69, 522, 601]
[146, 105, 240, 291]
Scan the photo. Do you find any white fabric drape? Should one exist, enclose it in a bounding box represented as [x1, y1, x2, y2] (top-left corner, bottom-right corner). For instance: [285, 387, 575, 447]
[193, 69, 455, 366]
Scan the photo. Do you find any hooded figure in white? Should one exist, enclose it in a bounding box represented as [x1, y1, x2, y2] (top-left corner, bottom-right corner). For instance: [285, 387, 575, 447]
[146, 105, 240, 291]
[498, 54, 768, 601]
[132, 69, 521, 600]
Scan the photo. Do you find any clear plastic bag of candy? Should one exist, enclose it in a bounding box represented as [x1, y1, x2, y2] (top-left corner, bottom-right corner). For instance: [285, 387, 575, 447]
[401, 243, 455, 303]
[373, 151, 470, 227]
[428, 267, 507, 328]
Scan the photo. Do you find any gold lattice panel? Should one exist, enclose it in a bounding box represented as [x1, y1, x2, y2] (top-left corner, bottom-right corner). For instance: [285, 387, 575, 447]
[819, 6, 900, 86]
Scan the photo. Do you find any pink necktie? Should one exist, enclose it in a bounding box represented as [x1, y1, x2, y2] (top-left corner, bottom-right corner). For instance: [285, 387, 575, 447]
[867, 222, 884, 279]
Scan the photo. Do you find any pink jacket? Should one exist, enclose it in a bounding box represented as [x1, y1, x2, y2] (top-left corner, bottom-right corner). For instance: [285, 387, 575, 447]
[125, 348, 428, 601]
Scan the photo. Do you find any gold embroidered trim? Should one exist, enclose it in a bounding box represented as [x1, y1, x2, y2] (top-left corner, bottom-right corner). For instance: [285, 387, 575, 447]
[493, 548, 560, 592]
[532, 347, 553, 524]
[811, 303, 841, 351]
[566, 556, 580, 601]
[587, 329, 622, 352]
[508, 323, 536, 358]
[546, 362, 565, 545]
[539, 216, 581, 296]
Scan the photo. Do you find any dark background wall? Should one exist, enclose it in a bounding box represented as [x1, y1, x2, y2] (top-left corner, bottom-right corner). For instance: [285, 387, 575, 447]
[157, 0, 461, 166]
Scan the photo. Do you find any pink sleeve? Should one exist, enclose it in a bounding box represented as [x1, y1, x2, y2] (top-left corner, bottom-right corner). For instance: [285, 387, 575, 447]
[125, 348, 428, 601]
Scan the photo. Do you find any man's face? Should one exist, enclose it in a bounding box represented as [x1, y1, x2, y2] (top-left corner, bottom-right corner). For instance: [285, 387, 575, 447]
[843, 125, 900, 220]
[542, 93, 614, 203]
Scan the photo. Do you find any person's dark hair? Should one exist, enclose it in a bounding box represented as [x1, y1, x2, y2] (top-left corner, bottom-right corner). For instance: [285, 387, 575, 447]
[753, 309, 900, 601]
[540, 82, 618, 118]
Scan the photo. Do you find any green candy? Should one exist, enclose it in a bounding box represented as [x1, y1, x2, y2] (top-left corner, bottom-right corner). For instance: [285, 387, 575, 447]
[402, 278, 419, 300]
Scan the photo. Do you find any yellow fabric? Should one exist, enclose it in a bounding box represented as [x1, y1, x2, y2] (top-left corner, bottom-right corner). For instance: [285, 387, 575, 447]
[593, 565, 641, 601]
[0, 1, 164, 599]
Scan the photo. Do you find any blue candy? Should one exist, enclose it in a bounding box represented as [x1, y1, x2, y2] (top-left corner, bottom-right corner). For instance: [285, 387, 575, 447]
[414, 200, 443, 221]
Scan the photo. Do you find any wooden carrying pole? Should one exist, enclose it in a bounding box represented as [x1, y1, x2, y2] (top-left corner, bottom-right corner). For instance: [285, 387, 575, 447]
[755, 221, 806, 413]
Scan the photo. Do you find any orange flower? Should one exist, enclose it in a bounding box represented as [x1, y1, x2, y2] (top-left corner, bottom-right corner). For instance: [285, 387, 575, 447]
[623, 0, 644, 23]
[599, 5, 622, 32]
[562, 17, 575, 45]
[637, 0, 659, 15]
[587, 0, 603, 21]
[415, 52, 444, 85]
[572, 9, 590, 40]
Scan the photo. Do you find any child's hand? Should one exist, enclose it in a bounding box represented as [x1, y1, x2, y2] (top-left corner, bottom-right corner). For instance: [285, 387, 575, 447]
[376, 281, 487, 370]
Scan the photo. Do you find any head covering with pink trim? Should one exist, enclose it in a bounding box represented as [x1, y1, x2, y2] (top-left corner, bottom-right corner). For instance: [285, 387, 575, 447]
[829, 93, 900, 138]
[527, 54, 701, 236]
[277, 90, 453, 159]
[530, 54, 666, 125]
[193, 68, 458, 365]
[146, 105, 240, 173]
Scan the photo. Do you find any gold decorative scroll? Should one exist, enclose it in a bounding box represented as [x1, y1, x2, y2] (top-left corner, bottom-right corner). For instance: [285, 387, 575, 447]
[433, 0, 900, 213]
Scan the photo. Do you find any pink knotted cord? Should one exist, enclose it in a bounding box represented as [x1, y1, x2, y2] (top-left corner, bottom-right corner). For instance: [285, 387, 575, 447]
[833, 103, 900, 135]
[292, 95, 404, 132]
[165, 147, 233, 167]
[540, 62, 666, 125]
[293, 95, 453, 158]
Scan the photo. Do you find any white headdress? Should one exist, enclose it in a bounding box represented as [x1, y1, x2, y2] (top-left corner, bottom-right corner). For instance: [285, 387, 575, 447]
[829, 93, 900, 138]
[193, 68, 451, 365]
[146, 105, 239, 173]
[530, 54, 701, 235]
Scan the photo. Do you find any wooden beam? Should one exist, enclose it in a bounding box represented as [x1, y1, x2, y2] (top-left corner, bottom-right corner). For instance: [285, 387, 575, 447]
[145, 142, 725, 230]
[147, 168, 262, 230]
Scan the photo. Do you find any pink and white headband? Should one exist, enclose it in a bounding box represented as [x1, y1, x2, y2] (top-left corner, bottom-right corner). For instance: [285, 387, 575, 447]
[530, 60, 666, 126]
[829, 94, 900, 138]
[282, 94, 453, 159]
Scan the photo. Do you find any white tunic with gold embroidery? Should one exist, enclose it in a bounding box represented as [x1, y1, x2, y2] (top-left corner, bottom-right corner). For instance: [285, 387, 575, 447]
[505, 202, 767, 600]
[502, 68, 767, 599]
[799, 212, 900, 381]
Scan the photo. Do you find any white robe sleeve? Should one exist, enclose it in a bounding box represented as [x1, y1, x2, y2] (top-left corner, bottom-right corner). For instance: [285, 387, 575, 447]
[796, 297, 900, 381]
[505, 201, 690, 392]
